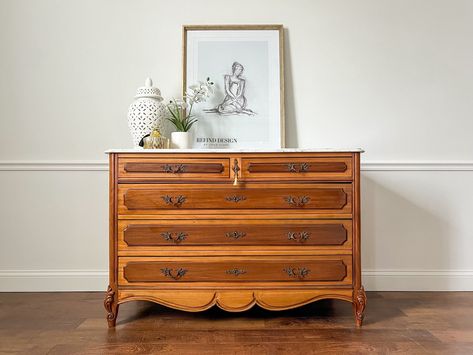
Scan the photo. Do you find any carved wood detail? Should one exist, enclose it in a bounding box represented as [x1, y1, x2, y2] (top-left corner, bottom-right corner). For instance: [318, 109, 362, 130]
[354, 286, 367, 327]
[247, 162, 348, 174]
[121, 186, 350, 212]
[117, 289, 354, 312]
[119, 257, 350, 285]
[124, 162, 225, 174]
[121, 222, 349, 248]
[104, 285, 118, 327]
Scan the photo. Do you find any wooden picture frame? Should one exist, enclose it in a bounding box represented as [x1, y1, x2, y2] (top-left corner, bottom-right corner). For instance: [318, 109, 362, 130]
[183, 25, 285, 149]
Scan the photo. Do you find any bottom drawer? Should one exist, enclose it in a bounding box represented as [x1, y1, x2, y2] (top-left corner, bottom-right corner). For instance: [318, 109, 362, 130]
[118, 256, 352, 287]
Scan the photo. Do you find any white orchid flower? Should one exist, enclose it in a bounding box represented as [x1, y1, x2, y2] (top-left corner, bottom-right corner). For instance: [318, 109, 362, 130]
[206, 84, 214, 94]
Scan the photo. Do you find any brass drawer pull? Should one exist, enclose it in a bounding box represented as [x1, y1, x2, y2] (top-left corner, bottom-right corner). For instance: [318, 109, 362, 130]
[225, 195, 247, 203]
[163, 164, 186, 174]
[232, 159, 240, 185]
[287, 163, 297, 172]
[160, 232, 188, 244]
[161, 195, 187, 207]
[226, 268, 247, 276]
[287, 231, 311, 243]
[284, 267, 311, 280]
[225, 231, 247, 240]
[160, 267, 187, 280]
[284, 195, 310, 207]
[287, 163, 311, 173]
[300, 163, 310, 172]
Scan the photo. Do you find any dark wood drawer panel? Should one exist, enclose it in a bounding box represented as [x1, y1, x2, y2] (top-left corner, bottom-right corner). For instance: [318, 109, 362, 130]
[118, 220, 352, 249]
[118, 256, 352, 286]
[118, 157, 230, 181]
[118, 183, 352, 215]
[241, 157, 353, 181]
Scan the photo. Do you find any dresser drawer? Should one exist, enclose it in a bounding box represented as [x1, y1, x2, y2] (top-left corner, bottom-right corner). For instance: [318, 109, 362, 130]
[118, 256, 352, 286]
[118, 220, 352, 249]
[118, 183, 352, 215]
[241, 156, 352, 181]
[118, 157, 230, 181]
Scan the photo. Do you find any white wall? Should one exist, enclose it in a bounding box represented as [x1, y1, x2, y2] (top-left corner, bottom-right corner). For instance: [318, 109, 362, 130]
[1, 0, 472, 291]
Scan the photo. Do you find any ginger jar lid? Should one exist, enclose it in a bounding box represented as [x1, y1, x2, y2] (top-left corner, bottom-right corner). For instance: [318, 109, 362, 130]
[135, 78, 163, 101]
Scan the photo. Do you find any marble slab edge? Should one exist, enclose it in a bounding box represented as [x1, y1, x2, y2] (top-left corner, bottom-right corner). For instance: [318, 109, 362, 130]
[105, 148, 364, 154]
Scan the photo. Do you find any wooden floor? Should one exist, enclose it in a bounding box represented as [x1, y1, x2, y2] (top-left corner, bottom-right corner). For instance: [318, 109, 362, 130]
[0, 292, 472, 354]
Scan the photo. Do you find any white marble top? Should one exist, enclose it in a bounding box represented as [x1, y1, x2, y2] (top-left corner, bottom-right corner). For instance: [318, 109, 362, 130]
[105, 148, 364, 153]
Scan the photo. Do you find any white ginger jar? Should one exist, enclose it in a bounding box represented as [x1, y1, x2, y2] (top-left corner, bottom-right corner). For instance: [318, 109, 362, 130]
[127, 78, 166, 148]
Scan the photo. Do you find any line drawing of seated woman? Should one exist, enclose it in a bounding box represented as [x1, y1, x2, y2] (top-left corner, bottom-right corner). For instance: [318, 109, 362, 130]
[205, 62, 256, 116]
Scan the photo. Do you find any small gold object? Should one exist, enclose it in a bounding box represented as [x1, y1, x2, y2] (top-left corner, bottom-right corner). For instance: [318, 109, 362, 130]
[143, 129, 169, 149]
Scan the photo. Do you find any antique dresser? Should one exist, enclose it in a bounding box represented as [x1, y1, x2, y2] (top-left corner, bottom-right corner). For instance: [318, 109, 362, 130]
[105, 149, 366, 327]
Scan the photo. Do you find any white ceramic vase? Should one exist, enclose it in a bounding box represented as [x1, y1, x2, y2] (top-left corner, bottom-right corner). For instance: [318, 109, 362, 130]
[127, 78, 166, 148]
[171, 132, 190, 149]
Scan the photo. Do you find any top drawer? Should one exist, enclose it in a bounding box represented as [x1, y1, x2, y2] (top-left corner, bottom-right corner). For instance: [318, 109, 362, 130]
[118, 157, 230, 181]
[241, 156, 353, 181]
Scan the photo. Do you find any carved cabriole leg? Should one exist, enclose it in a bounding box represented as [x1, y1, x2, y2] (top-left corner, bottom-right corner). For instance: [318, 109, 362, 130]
[104, 285, 119, 327]
[106, 153, 119, 328]
[352, 153, 366, 327]
[354, 286, 366, 326]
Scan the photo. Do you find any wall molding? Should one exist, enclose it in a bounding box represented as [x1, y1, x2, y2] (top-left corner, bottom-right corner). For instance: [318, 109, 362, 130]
[1, 160, 473, 172]
[0, 161, 108, 171]
[361, 161, 473, 171]
[1, 269, 472, 292]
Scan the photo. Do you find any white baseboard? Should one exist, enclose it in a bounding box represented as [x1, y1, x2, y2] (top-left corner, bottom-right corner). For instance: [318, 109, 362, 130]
[363, 269, 473, 291]
[0, 270, 108, 292]
[1, 269, 472, 292]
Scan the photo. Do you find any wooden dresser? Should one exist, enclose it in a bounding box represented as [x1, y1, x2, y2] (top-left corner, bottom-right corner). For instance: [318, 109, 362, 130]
[105, 149, 366, 327]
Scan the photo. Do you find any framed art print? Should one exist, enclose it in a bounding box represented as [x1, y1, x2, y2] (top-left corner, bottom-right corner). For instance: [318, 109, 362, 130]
[183, 25, 285, 149]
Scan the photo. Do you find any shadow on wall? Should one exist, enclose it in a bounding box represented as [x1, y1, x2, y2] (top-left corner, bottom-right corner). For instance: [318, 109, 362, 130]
[283, 28, 298, 148]
[361, 172, 453, 290]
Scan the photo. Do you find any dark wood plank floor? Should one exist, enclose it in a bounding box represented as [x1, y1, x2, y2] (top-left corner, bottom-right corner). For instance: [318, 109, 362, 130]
[0, 292, 472, 354]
